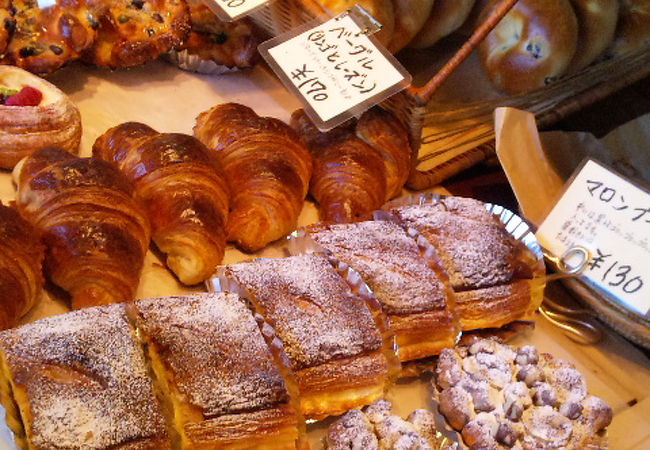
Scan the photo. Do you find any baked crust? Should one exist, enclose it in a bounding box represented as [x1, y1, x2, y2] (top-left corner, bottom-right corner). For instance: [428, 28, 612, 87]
[567, 0, 619, 72]
[221, 254, 396, 418]
[607, 0, 650, 58]
[409, 0, 476, 49]
[0, 65, 81, 169]
[0, 303, 170, 449]
[130, 293, 303, 449]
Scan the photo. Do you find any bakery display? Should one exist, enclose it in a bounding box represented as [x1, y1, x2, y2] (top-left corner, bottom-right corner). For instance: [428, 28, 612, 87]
[194, 103, 312, 252]
[434, 338, 612, 448]
[0, 303, 170, 449]
[566, 0, 619, 72]
[388, 0, 435, 52]
[128, 292, 305, 449]
[319, 0, 395, 46]
[478, 0, 579, 95]
[607, 0, 650, 58]
[0, 65, 81, 169]
[13, 146, 151, 310]
[409, 0, 476, 49]
[0, 203, 43, 330]
[93, 123, 229, 285]
[299, 220, 459, 362]
[217, 253, 400, 419]
[386, 196, 545, 331]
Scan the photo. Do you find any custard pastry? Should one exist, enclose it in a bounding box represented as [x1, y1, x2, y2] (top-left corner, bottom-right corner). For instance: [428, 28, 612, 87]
[0, 303, 170, 449]
[0, 65, 81, 169]
[94, 122, 229, 285]
[302, 220, 458, 362]
[128, 293, 304, 449]
[218, 254, 399, 419]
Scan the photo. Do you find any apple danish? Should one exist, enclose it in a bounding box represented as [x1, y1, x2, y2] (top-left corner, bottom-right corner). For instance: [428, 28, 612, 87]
[93, 122, 229, 285]
[0, 65, 81, 169]
[13, 146, 151, 309]
[0, 202, 44, 330]
[0, 304, 171, 449]
[128, 293, 305, 449]
[218, 254, 400, 419]
[194, 103, 312, 252]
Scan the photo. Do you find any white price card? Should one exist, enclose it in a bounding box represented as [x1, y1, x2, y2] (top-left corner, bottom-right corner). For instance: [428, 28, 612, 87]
[537, 159, 650, 317]
[202, 0, 270, 21]
[259, 7, 411, 130]
[36, 0, 56, 7]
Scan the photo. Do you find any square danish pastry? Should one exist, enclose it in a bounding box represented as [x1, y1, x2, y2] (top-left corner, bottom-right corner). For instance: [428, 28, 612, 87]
[128, 292, 304, 450]
[389, 196, 545, 331]
[301, 220, 459, 362]
[219, 254, 400, 419]
[0, 304, 170, 449]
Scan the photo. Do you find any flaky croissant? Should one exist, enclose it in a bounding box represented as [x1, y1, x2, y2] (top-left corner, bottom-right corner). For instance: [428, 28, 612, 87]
[194, 103, 312, 252]
[13, 146, 151, 310]
[93, 122, 229, 285]
[0, 202, 44, 329]
[291, 109, 387, 223]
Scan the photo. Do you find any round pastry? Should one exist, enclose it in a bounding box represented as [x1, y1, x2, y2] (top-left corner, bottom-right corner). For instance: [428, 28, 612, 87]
[408, 0, 476, 49]
[319, 0, 395, 46]
[0, 65, 81, 169]
[478, 0, 579, 95]
[388, 0, 435, 52]
[567, 0, 619, 72]
[607, 0, 650, 58]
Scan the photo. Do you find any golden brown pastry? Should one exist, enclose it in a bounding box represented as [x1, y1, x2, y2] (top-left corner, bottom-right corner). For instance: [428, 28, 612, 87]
[355, 107, 412, 199]
[0, 0, 12, 54]
[409, 0, 476, 49]
[478, 0, 579, 94]
[607, 0, 650, 58]
[434, 339, 612, 449]
[4, 0, 97, 75]
[388, 0, 435, 52]
[291, 109, 387, 223]
[319, 0, 395, 46]
[388, 196, 545, 331]
[303, 220, 458, 361]
[83, 0, 189, 67]
[13, 146, 151, 310]
[194, 103, 312, 252]
[0, 65, 81, 169]
[567, 0, 619, 72]
[218, 254, 400, 419]
[93, 122, 229, 285]
[128, 293, 305, 449]
[0, 202, 43, 330]
[179, 0, 260, 69]
[0, 303, 171, 449]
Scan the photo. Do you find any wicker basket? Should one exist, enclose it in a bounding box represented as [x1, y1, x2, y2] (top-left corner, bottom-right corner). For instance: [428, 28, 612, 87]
[250, 0, 650, 190]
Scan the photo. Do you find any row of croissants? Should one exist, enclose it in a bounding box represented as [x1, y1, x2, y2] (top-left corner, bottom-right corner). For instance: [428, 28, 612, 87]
[0, 101, 412, 327]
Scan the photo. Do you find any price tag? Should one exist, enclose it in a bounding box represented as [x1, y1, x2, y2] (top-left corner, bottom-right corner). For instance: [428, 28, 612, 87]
[259, 5, 411, 130]
[537, 159, 650, 317]
[202, 0, 270, 21]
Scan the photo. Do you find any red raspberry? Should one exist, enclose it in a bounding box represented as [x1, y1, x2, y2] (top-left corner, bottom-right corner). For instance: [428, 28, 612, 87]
[5, 86, 43, 106]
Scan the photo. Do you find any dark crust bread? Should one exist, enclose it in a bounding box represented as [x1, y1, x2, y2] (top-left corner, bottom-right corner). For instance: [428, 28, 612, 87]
[83, 0, 189, 67]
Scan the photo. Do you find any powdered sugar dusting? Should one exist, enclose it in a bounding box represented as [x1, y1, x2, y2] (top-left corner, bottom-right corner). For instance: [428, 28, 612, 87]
[223, 254, 383, 370]
[133, 293, 289, 417]
[0, 304, 168, 448]
[307, 221, 448, 314]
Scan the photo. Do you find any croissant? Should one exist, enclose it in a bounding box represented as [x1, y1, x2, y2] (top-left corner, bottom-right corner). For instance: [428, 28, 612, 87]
[0, 202, 44, 330]
[0, 66, 82, 169]
[291, 109, 387, 223]
[93, 122, 229, 285]
[194, 103, 312, 252]
[13, 146, 151, 310]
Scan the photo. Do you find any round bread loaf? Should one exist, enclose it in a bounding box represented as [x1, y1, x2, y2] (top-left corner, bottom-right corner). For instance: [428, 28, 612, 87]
[567, 0, 619, 72]
[607, 0, 650, 58]
[409, 0, 476, 49]
[389, 0, 435, 52]
[319, 0, 395, 46]
[478, 0, 579, 95]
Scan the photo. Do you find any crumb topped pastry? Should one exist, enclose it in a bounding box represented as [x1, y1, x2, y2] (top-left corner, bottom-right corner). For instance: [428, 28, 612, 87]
[304, 220, 459, 362]
[0, 303, 170, 449]
[129, 292, 303, 449]
[220, 254, 399, 418]
[434, 338, 612, 449]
